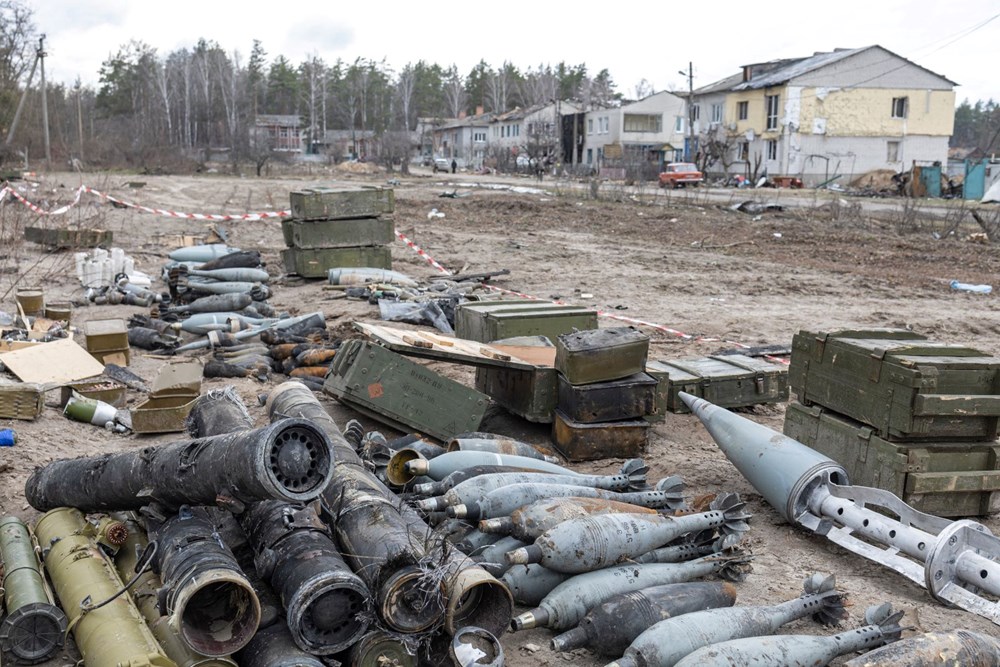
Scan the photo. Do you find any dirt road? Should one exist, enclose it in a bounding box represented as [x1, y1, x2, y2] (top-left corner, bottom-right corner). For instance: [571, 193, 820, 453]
[1, 167, 998, 666]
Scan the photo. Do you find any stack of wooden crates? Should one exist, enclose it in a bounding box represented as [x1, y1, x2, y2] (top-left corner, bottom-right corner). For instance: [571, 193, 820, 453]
[551, 328, 656, 461]
[783, 328, 1000, 517]
[282, 186, 395, 278]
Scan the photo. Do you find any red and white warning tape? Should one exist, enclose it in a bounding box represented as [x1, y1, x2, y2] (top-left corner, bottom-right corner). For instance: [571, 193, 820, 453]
[2, 181, 786, 362]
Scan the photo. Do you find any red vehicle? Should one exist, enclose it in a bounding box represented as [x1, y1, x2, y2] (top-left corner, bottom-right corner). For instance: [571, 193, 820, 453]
[658, 162, 704, 188]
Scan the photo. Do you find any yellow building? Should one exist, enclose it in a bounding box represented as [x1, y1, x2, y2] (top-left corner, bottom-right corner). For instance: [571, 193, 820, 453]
[692, 46, 956, 186]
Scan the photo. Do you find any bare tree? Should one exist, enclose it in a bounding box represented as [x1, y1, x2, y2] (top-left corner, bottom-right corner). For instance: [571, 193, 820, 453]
[442, 65, 467, 118]
[486, 63, 514, 113]
[631, 78, 654, 101]
[519, 64, 557, 107]
[698, 126, 741, 176]
[396, 64, 416, 130]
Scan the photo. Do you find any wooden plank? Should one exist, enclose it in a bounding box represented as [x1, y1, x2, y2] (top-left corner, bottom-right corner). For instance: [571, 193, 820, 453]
[354, 322, 536, 370]
[0, 338, 105, 385]
[905, 471, 1000, 494]
[913, 394, 1000, 417]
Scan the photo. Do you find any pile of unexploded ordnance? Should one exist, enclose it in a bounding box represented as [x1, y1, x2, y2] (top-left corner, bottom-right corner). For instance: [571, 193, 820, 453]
[4, 246, 1000, 667]
[5, 380, 1000, 667]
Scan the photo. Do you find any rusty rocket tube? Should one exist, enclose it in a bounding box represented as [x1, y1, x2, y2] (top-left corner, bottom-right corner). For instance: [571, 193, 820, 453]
[112, 513, 237, 667]
[673, 603, 903, 667]
[842, 629, 1000, 667]
[512, 553, 751, 632]
[416, 459, 649, 512]
[0, 516, 67, 664]
[150, 506, 260, 657]
[235, 624, 326, 667]
[25, 419, 334, 512]
[240, 500, 370, 654]
[550, 581, 738, 655]
[33, 508, 175, 667]
[506, 494, 749, 573]
[607, 573, 848, 667]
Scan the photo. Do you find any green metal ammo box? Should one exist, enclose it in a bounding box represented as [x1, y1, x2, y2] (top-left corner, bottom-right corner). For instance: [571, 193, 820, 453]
[25, 227, 113, 248]
[475, 366, 558, 423]
[556, 372, 658, 423]
[324, 339, 489, 441]
[554, 327, 649, 385]
[289, 186, 395, 221]
[282, 246, 392, 278]
[551, 410, 649, 462]
[646, 354, 789, 415]
[455, 301, 598, 344]
[281, 217, 394, 249]
[784, 401, 1000, 517]
[789, 328, 1000, 441]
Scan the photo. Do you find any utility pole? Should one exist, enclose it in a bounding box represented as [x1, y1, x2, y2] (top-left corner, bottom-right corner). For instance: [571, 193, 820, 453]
[38, 35, 50, 166]
[76, 81, 84, 163]
[678, 62, 695, 162]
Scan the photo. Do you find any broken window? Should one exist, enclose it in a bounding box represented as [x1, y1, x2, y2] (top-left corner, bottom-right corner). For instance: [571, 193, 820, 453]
[623, 114, 662, 132]
[711, 103, 724, 124]
[891, 97, 908, 118]
[691, 104, 700, 121]
[887, 140, 900, 162]
[766, 139, 777, 161]
[766, 94, 780, 130]
[738, 142, 749, 161]
[737, 101, 748, 121]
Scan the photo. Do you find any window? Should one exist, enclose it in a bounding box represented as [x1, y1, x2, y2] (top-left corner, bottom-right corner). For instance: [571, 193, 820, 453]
[587, 118, 593, 134]
[674, 116, 685, 133]
[738, 142, 749, 161]
[766, 94, 780, 130]
[599, 117, 609, 133]
[586, 148, 593, 164]
[691, 104, 700, 121]
[887, 140, 900, 162]
[891, 96, 908, 118]
[711, 103, 723, 124]
[473, 131, 486, 142]
[737, 101, 748, 121]
[514, 124, 520, 137]
[623, 113, 662, 133]
[766, 139, 777, 160]
[527, 122, 535, 135]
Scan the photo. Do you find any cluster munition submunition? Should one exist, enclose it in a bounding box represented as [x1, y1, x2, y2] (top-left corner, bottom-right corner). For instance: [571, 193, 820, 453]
[681, 391, 1000, 626]
[606, 573, 848, 667]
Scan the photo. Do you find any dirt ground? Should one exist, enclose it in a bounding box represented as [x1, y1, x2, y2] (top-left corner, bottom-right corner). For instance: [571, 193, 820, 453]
[1, 166, 999, 666]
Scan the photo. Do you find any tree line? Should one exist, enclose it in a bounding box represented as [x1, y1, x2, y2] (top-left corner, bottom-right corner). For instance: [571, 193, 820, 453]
[952, 99, 1000, 155]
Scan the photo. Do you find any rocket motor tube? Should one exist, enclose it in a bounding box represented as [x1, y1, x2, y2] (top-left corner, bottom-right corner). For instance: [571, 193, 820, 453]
[235, 623, 326, 667]
[152, 508, 261, 657]
[111, 514, 237, 667]
[25, 419, 334, 512]
[239, 501, 370, 654]
[0, 516, 67, 664]
[32, 508, 175, 667]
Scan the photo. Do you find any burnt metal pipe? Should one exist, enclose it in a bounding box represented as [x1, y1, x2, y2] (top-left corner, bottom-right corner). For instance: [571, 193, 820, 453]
[25, 419, 334, 512]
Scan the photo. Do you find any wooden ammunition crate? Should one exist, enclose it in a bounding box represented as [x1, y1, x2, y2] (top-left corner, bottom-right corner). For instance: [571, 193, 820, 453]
[84, 319, 131, 365]
[646, 354, 789, 416]
[25, 226, 113, 248]
[551, 410, 649, 462]
[556, 372, 658, 423]
[324, 339, 489, 441]
[455, 301, 598, 344]
[281, 216, 394, 249]
[784, 401, 1000, 516]
[0, 384, 45, 420]
[282, 246, 392, 278]
[554, 327, 649, 385]
[789, 328, 1000, 441]
[289, 187, 395, 221]
[475, 365, 558, 423]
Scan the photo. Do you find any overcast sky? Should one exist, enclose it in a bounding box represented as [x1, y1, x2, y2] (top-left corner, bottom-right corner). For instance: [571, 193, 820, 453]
[31, 0, 999, 105]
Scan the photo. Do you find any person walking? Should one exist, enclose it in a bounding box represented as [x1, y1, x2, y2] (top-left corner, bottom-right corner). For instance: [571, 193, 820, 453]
[451, 159, 457, 174]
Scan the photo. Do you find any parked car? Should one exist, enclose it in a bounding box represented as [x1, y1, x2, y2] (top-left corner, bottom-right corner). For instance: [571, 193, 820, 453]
[658, 162, 704, 188]
[432, 158, 451, 172]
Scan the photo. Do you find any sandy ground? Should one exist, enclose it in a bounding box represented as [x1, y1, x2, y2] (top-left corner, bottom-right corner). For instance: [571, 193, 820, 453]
[1, 165, 999, 666]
